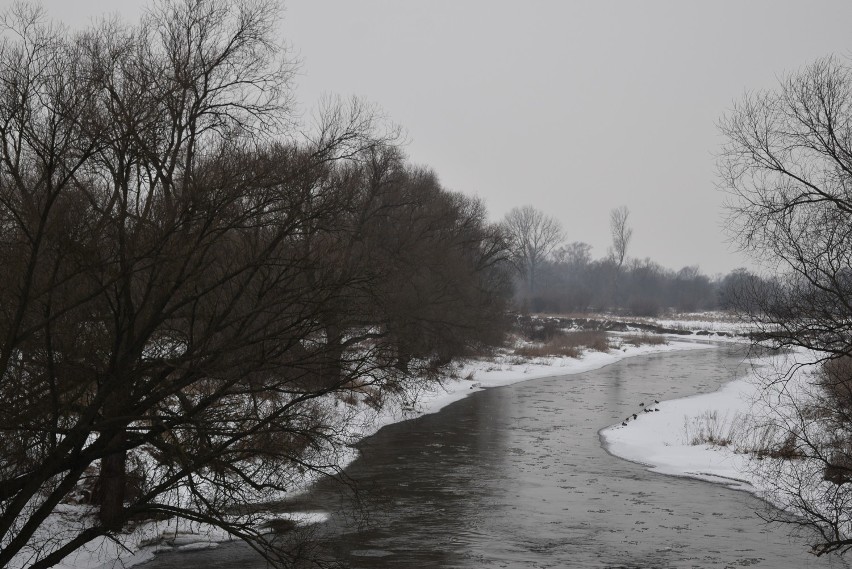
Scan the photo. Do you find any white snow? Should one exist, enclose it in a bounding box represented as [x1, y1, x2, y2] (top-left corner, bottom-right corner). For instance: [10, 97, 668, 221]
[25, 333, 731, 569]
[375, 340, 714, 425]
[28, 511, 330, 569]
[600, 347, 829, 519]
[600, 372, 758, 491]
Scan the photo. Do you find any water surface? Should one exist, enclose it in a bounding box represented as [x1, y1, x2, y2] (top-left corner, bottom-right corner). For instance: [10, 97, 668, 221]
[145, 345, 848, 568]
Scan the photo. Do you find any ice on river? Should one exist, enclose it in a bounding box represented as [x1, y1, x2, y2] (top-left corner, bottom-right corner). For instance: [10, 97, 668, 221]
[600, 375, 757, 491]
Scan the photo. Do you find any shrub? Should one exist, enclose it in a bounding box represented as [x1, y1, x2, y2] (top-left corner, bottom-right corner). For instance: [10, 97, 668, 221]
[819, 356, 852, 414]
[824, 449, 852, 485]
[514, 330, 609, 358]
[622, 333, 667, 347]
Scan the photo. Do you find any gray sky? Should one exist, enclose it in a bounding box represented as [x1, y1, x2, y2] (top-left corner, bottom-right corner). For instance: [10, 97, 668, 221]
[37, 0, 852, 275]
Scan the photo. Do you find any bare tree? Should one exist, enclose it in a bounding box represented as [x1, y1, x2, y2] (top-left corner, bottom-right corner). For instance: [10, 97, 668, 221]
[608, 205, 632, 269]
[301, 144, 511, 375]
[605, 205, 633, 307]
[0, 3, 513, 567]
[501, 205, 564, 298]
[719, 55, 852, 555]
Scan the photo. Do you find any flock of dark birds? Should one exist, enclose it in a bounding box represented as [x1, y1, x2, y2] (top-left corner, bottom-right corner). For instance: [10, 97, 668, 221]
[621, 399, 660, 426]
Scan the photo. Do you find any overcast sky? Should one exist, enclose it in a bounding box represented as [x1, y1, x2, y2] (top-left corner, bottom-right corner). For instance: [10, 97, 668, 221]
[36, 0, 852, 275]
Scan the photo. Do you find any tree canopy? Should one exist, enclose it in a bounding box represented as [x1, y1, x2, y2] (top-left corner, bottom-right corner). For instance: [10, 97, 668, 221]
[719, 55, 852, 555]
[0, 1, 511, 566]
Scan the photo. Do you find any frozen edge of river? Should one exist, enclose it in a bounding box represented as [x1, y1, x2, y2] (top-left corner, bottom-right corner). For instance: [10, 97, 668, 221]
[599, 346, 821, 509]
[49, 337, 719, 569]
[599, 345, 851, 555]
[599, 368, 760, 493]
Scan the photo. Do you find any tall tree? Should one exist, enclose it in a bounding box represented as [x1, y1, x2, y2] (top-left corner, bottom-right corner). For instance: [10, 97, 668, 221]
[608, 206, 633, 269]
[0, 2, 511, 567]
[607, 205, 633, 307]
[719, 55, 852, 555]
[501, 205, 564, 298]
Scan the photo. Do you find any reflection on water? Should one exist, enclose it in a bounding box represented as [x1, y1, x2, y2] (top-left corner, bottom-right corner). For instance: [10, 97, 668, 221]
[144, 345, 849, 568]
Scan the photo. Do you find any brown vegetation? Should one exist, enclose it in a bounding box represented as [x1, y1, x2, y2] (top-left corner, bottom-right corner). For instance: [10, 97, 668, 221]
[621, 333, 667, 347]
[819, 356, 852, 415]
[0, 2, 512, 566]
[514, 330, 610, 359]
[818, 357, 852, 485]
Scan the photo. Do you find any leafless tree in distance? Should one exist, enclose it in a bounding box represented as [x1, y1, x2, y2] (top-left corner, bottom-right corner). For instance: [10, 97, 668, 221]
[501, 205, 564, 298]
[606, 205, 633, 307]
[608, 205, 632, 269]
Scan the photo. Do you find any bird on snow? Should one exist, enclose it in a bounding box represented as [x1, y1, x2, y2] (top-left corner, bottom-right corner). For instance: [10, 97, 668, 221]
[639, 402, 645, 407]
[622, 421, 627, 426]
[632, 413, 638, 420]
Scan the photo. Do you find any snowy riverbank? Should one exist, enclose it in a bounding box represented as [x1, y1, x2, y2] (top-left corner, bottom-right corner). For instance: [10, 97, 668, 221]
[600, 347, 825, 520]
[46, 335, 720, 569]
[600, 365, 759, 491]
[355, 337, 717, 438]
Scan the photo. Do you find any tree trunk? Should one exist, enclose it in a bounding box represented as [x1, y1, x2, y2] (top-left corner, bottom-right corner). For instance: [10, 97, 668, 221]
[324, 323, 343, 388]
[96, 430, 127, 529]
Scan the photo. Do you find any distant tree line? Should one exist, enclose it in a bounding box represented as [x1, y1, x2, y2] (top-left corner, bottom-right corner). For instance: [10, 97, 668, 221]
[0, 1, 511, 567]
[501, 205, 771, 315]
[530, 253, 765, 316]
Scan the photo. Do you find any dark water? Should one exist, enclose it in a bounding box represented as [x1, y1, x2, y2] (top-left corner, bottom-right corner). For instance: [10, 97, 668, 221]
[144, 345, 849, 568]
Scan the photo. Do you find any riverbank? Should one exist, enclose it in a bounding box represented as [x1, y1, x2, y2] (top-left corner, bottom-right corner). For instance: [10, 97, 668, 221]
[137, 340, 839, 569]
[44, 328, 722, 569]
[600, 362, 760, 491]
[356, 336, 716, 439]
[599, 345, 838, 549]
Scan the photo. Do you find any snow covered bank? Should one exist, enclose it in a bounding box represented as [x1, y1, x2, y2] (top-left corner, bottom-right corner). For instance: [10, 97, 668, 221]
[365, 338, 715, 431]
[599, 350, 818, 500]
[44, 337, 715, 569]
[48, 511, 329, 569]
[600, 372, 758, 491]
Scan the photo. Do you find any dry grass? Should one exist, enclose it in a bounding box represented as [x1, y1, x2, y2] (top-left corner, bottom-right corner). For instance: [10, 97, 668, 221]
[338, 392, 359, 406]
[515, 343, 580, 359]
[622, 333, 668, 347]
[684, 411, 804, 460]
[514, 330, 610, 359]
[684, 410, 744, 447]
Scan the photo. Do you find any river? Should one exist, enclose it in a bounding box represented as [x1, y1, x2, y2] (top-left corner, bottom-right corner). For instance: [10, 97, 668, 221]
[143, 344, 849, 568]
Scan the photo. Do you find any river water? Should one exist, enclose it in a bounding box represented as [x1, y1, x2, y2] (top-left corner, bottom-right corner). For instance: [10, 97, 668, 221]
[144, 344, 849, 568]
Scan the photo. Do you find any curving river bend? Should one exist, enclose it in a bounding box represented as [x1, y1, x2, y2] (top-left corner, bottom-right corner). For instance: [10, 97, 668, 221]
[144, 344, 849, 568]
